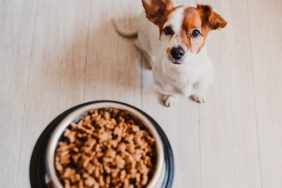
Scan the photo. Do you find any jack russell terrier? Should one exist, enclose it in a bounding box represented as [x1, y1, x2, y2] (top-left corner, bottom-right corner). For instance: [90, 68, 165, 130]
[113, 0, 227, 107]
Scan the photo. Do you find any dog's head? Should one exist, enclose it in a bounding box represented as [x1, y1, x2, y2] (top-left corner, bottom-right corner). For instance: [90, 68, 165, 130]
[142, 0, 227, 65]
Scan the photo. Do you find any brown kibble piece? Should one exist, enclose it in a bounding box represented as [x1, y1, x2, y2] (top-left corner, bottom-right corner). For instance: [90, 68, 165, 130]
[63, 168, 75, 178]
[120, 170, 126, 181]
[84, 176, 96, 187]
[113, 126, 122, 136]
[105, 149, 116, 158]
[117, 142, 126, 153]
[127, 143, 135, 153]
[99, 132, 111, 142]
[64, 180, 71, 188]
[111, 168, 119, 178]
[94, 167, 100, 178]
[98, 176, 105, 186]
[104, 165, 111, 174]
[131, 125, 140, 132]
[64, 129, 76, 143]
[115, 155, 126, 169]
[109, 140, 118, 148]
[141, 174, 148, 185]
[137, 162, 149, 175]
[104, 111, 110, 120]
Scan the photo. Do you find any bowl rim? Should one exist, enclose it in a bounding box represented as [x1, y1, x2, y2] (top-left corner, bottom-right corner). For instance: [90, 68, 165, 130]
[46, 102, 164, 188]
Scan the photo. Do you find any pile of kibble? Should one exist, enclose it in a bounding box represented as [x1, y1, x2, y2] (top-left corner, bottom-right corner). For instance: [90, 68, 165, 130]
[54, 108, 157, 188]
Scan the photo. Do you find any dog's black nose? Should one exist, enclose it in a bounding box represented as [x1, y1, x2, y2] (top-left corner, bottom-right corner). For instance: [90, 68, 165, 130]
[171, 47, 185, 60]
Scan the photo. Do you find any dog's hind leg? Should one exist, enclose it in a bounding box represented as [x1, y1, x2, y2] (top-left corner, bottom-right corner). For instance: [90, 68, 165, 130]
[134, 40, 154, 69]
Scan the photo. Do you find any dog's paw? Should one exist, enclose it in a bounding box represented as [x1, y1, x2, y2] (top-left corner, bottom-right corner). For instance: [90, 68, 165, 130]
[191, 95, 206, 103]
[163, 95, 177, 107]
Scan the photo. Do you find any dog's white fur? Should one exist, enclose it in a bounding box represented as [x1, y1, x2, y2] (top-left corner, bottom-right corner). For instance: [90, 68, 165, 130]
[114, 7, 214, 107]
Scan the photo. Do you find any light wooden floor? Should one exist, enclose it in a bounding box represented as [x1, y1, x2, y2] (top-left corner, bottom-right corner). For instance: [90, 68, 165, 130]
[1, 0, 282, 187]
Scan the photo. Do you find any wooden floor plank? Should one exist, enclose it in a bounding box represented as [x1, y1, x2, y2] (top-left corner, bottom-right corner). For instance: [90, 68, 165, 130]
[248, 0, 282, 187]
[0, 0, 37, 187]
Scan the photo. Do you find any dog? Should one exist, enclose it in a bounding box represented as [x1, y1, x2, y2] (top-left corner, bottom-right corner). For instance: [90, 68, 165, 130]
[113, 0, 227, 107]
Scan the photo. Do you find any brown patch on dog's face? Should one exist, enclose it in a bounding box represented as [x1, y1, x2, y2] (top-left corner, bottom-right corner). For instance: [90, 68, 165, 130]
[181, 8, 205, 53]
[180, 5, 227, 53]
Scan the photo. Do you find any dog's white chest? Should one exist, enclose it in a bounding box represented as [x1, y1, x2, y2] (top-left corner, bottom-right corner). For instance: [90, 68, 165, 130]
[151, 48, 214, 97]
[152, 61, 191, 95]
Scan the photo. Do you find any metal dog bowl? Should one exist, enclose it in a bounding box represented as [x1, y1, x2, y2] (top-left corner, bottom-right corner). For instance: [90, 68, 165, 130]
[29, 101, 174, 188]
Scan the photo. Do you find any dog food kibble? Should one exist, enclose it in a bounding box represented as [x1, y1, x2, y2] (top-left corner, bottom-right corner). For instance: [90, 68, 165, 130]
[54, 108, 157, 188]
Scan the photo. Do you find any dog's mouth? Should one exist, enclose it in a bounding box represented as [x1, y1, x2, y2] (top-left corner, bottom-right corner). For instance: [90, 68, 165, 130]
[171, 61, 183, 65]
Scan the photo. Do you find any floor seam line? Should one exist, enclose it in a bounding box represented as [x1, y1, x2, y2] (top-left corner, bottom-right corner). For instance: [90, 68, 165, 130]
[83, 0, 92, 101]
[246, 0, 263, 187]
[14, 0, 39, 187]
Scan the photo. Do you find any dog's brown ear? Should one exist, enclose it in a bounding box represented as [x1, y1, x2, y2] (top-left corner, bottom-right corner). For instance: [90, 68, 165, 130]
[142, 0, 174, 27]
[197, 4, 227, 30]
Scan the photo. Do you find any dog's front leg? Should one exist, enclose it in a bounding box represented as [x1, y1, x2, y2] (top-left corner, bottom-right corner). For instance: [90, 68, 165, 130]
[163, 95, 178, 107]
[191, 90, 206, 103]
[190, 82, 209, 103]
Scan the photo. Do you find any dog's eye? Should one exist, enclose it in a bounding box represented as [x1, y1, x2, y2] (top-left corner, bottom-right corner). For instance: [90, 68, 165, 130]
[163, 26, 174, 35]
[190, 29, 201, 38]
